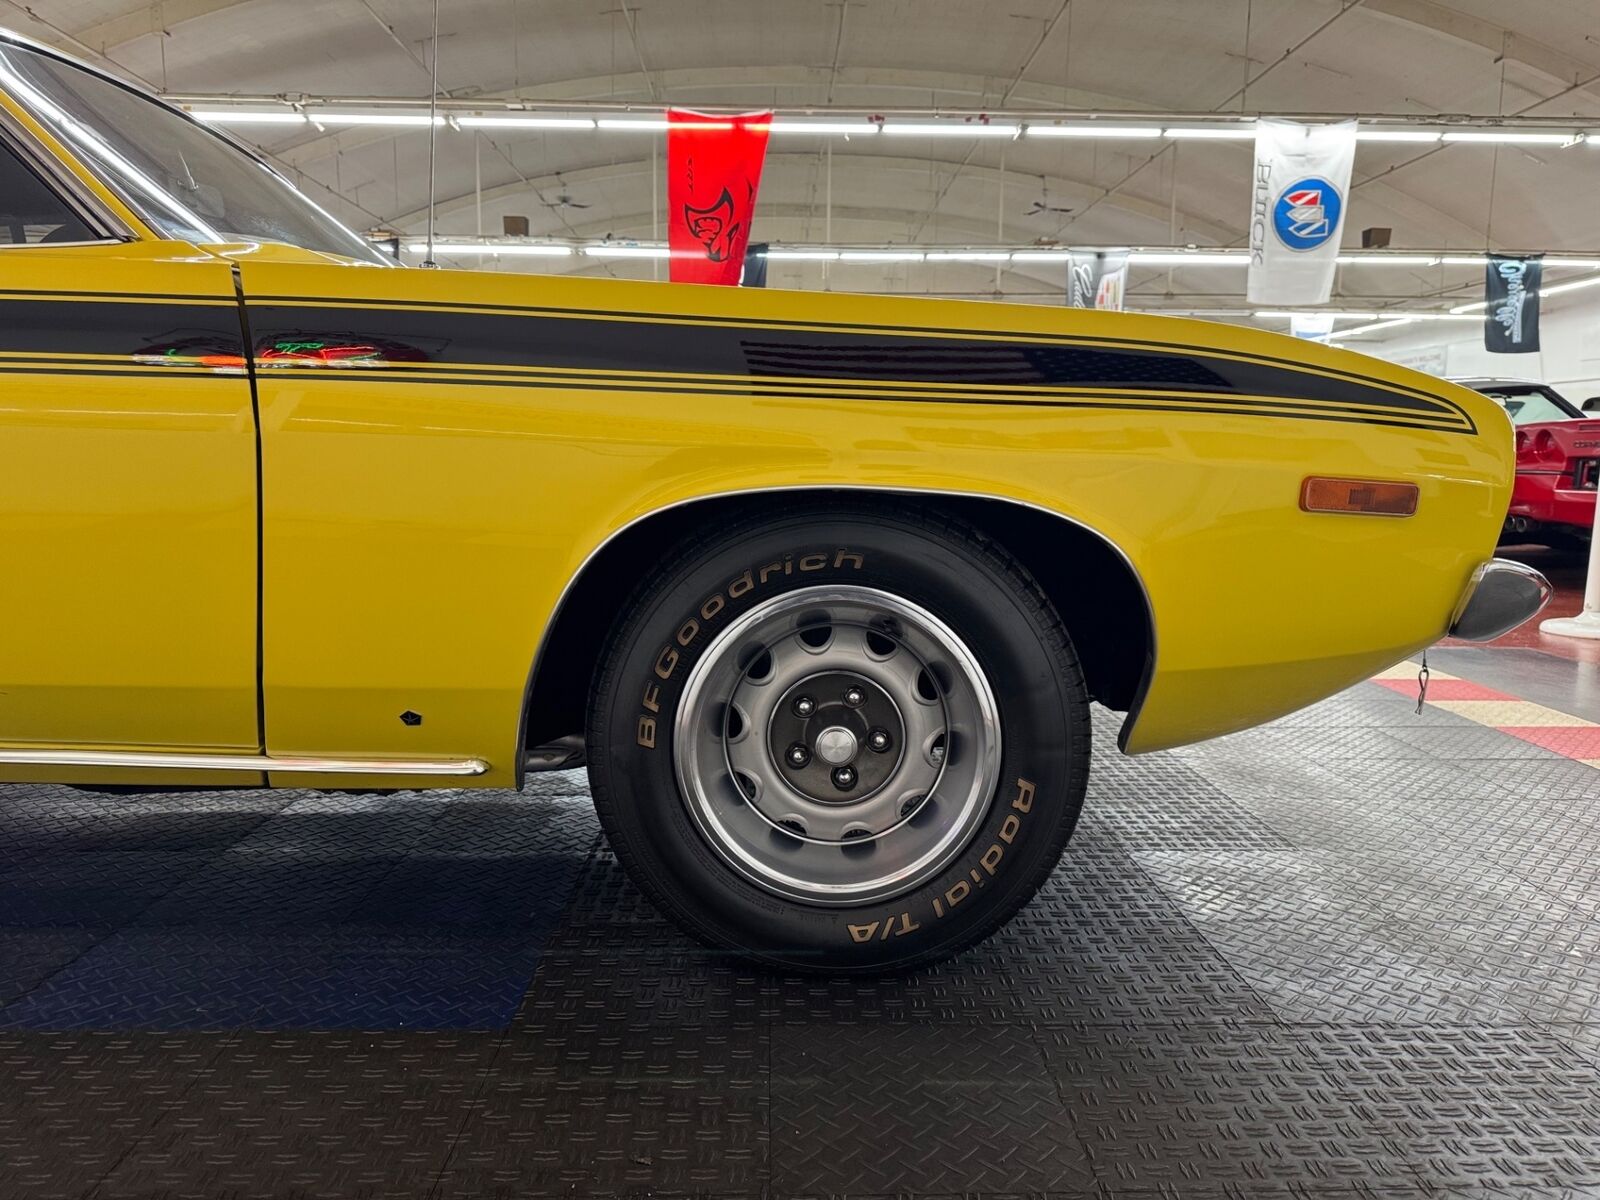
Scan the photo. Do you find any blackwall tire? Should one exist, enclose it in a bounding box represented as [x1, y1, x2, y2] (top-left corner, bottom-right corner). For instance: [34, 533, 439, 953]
[587, 501, 1091, 972]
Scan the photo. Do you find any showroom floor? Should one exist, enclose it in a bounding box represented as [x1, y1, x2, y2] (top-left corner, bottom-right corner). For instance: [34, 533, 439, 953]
[3, 555, 1599, 1199]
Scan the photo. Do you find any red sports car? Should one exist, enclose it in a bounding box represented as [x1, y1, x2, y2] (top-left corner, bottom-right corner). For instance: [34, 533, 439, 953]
[1457, 378, 1600, 549]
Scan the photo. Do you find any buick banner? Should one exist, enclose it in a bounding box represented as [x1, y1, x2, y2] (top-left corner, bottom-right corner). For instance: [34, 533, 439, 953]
[1484, 254, 1542, 353]
[1248, 118, 1357, 306]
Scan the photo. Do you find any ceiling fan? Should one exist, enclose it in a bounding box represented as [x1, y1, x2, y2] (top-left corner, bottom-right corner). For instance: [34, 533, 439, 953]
[1024, 179, 1073, 217]
[541, 190, 592, 210]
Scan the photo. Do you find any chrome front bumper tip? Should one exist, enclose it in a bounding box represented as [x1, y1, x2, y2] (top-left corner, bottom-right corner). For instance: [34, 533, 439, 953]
[1448, 558, 1553, 642]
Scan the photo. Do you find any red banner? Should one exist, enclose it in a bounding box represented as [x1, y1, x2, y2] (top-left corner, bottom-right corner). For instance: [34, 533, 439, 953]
[667, 109, 771, 285]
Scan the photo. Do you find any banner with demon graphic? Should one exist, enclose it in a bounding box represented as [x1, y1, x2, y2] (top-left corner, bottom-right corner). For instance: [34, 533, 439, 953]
[667, 109, 771, 285]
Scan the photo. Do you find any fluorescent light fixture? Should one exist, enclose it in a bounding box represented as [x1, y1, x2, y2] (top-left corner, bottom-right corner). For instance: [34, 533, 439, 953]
[584, 244, 670, 258]
[596, 117, 669, 131]
[838, 250, 926, 261]
[1026, 123, 1162, 138]
[1450, 300, 1488, 314]
[770, 120, 878, 135]
[431, 243, 573, 257]
[1356, 130, 1443, 143]
[1541, 274, 1600, 297]
[925, 251, 1012, 261]
[457, 115, 595, 130]
[1010, 251, 1070, 262]
[313, 112, 443, 126]
[1441, 130, 1580, 145]
[1327, 318, 1415, 339]
[881, 121, 1019, 138]
[1336, 255, 1438, 266]
[1130, 252, 1244, 265]
[1435, 255, 1600, 269]
[1163, 124, 1256, 139]
[189, 109, 306, 125]
[763, 249, 840, 260]
[1255, 311, 1380, 320]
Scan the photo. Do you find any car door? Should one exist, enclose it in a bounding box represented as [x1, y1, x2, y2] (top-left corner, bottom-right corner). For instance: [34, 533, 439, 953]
[0, 128, 260, 775]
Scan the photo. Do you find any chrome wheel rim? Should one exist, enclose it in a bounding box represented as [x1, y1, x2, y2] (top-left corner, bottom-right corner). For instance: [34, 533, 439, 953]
[674, 585, 1002, 905]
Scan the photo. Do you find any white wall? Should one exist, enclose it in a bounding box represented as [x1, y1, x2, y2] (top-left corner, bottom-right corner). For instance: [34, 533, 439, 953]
[1355, 290, 1600, 404]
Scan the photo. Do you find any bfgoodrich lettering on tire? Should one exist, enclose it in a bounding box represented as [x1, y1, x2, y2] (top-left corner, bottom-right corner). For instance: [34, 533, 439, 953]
[587, 500, 1091, 971]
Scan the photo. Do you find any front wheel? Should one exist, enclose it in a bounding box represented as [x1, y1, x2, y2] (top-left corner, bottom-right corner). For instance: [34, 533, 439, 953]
[587, 502, 1090, 971]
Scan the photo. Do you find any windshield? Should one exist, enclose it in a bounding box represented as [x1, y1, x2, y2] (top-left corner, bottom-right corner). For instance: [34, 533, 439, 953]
[1473, 383, 1583, 426]
[0, 40, 387, 265]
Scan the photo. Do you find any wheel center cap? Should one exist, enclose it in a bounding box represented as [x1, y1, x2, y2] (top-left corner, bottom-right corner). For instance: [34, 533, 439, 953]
[814, 725, 858, 766]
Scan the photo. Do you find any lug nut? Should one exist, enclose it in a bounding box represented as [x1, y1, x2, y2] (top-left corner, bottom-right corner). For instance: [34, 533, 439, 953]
[867, 728, 891, 753]
[793, 695, 817, 717]
[843, 685, 866, 708]
[831, 765, 857, 790]
[786, 743, 811, 768]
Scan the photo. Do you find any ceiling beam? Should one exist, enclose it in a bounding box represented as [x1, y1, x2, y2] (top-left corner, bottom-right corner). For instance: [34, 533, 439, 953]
[68, 0, 262, 53]
[1362, 0, 1600, 104]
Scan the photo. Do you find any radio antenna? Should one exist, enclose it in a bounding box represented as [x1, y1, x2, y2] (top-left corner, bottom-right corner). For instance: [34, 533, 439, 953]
[422, 0, 441, 268]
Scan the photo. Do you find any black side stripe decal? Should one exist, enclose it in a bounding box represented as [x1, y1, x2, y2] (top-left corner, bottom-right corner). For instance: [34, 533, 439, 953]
[0, 294, 1477, 434]
[249, 292, 1458, 409]
[244, 303, 1475, 431]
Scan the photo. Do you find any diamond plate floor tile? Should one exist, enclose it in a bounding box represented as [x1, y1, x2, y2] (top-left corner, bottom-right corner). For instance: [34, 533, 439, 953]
[0, 850, 216, 928]
[1138, 849, 1598, 1024]
[1081, 785, 1294, 851]
[496, 1020, 766, 1083]
[1548, 1023, 1600, 1069]
[1134, 849, 1403, 924]
[0, 929, 101, 1007]
[1458, 755, 1600, 801]
[132, 848, 408, 929]
[1187, 725, 1440, 762]
[1191, 917, 1536, 1025]
[225, 792, 452, 857]
[1297, 755, 1519, 802]
[0, 930, 549, 1031]
[771, 1023, 1094, 1194]
[96, 1031, 496, 1200]
[439, 1026, 767, 1198]
[1041, 1025, 1600, 1192]
[0, 789, 292, 854]
[0, 1031, 231, 1200]
[1383, 721, 1583, 759]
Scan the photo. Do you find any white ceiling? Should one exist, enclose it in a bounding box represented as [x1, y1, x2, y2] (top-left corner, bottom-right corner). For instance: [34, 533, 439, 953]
[7, 0, 1600, 309]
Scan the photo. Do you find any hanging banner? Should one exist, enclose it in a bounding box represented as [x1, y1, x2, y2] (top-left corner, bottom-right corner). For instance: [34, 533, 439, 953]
[667, 109, 771, 286]
[1289, 313, 1336, 340]
[742, 242, 769, 288]
[1248, 118, 1357, 306]
[1485, 254, 1542, 353]
[1067, 249, 1129, 310]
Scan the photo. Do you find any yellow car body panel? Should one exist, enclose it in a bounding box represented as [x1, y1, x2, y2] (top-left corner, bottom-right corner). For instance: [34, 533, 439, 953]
[0, 245, 262, 786]
[0, 49, 1515, 790]
[221, 261, 1508, 790]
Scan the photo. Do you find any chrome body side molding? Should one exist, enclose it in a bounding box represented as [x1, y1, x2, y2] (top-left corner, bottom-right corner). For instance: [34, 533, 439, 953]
[0, 748, 490, 776]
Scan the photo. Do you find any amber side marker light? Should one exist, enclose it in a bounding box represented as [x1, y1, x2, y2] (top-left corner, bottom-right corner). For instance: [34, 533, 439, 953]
[1300, 476, 1419, 517]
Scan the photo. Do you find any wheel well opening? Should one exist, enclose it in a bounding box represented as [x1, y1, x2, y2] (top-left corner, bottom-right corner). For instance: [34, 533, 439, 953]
[521, 490, 1154, 754]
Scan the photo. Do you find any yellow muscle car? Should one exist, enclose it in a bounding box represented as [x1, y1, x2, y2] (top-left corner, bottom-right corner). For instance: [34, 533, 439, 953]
[0, 31, 1549, 969]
